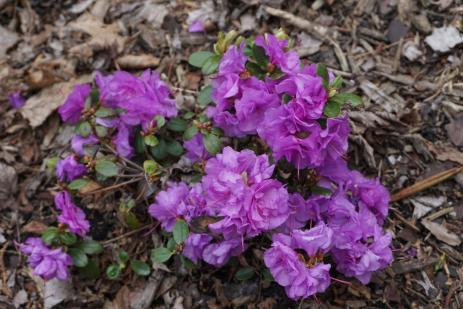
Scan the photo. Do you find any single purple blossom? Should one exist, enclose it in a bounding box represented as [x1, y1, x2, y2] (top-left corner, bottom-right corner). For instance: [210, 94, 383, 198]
[219, 43, 247, 75]
[149, 182, 189, 231]
[113, 123, 134, 158]
[54, 191, 90, 236]
[58, 84, 92, 124]
[292, 222, 333, 256]
[8, 92, 26, 109]
[18, 237, 72, 281]
[183, 133, 210, 163]
[255, 34, 300, 73]
[56, 155, 87, 182]
[183, 233, 213, 263]
[202, 238, 244, 266]
[188, 20, 205, 33]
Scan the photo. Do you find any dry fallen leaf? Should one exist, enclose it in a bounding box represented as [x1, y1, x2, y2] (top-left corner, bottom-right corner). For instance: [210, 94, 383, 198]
[115, 54, 160, 70]
[20, 74, 93, 128]
[421, 219, 461, 246]
[0, 25, 19, 57]
[0, 163, 17, 209]
[446, 114, 463, 146]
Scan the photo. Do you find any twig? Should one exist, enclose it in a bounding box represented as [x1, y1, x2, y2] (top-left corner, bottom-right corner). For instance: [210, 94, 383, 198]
[390, 167, 463, 202]
[104, 145, 144, 172]
[424, 207, 455, 221]
[390, 207, 420, 232]
[82, 177, 143, 195]
[102, 224, 153, 246]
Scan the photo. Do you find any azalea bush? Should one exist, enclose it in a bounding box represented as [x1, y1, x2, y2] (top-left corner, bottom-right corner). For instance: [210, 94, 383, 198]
[17, 30, 392, 301]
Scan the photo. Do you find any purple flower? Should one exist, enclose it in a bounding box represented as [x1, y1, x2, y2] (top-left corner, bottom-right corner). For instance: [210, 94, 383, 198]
[258, 103, 350, 169]
[19, 237, 72, 281]
[243, 179, 289, 236]
[113, 123, 134, 158]
[292, 222, 333, 256]
[264, 238, 331, 300]
[183, 133, 210, 163]
[96, 70, 177, 126]
[219, 43, 247, 75]
[188, 20, 205, 33]
[71, 134, 98, 155]
[56, 155, 87, 182]
[280, 193, 319, 232]
[255, 34, 300, 73]
[149, 182, 189, 232]
[8, 92, 26, 109]
[202, 238, 244, 266]
[183, 233, 212, 263]
[54, 191, 90, 236]
[58, 84, 92, 124]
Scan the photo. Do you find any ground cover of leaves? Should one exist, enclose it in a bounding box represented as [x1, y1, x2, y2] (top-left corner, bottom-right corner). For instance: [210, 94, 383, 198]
[1, 0, 463, 308]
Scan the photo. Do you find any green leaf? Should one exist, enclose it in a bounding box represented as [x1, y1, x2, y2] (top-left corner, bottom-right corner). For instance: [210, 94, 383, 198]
[198, 85, 213, 107]
[95, 125, 108, 137]
[151, 247, 173, 263]
[166, 238, 177, 252]
[68, 178, 90, 190]
[323, 99, 341, 118]
[234, 266, 255, 281]
[310, 185, 332, 196]
[143, 160, 159, 175]
[124, 212, 141, 229]
[91, 87, 99, 104]
[135, 130, 145, 154]
[42, 227, 59, 245]
[180, 255, 196, 269]
[188, 51, 215, 68]
[94, 107, 116, 118]
[60, 232, 77, 246]
[166, 117, 188, 132]
[150, 139, 168, 160]
[262, 268, 274, 282]
[77, 240, 103, 255]
[202, 54, 221, 75]
[246, 62, 265, 79]
[130, 260, 151, 276]
[331, 75, 343, 88]
[46, 157, 59, 170]
[118, 250, 129, 265]
[155, 115, 166, 128]
[144, 135, 159, 147]
[316, 63, 329, 89]
[95, 160, 119, 177]
[78, 259, 100, 279]
[165, 139, 184, 156]
[106, 264, 121, 279]
[183, 111, 195, 120]
[173, 220, 189, 244]
[183, 126, 199, 140]
[76, 121, 92, 137]
[333, 93, 363, 107]
[252, 45, 268, 68]
[203, 133, 221, 155]
[68, 248, 88, 267]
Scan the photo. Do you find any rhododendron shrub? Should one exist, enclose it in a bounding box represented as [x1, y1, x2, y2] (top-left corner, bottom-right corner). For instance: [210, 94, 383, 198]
[18, 31, 392, 302]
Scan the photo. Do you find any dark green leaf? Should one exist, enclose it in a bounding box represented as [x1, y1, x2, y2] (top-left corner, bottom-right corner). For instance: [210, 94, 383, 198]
[245, 62, 265, 79]
[262, 268, 274, 282]
[331, 75, 343, 88]
[76, 121, 92, 137]
[166, 238, 177, 252]
[144, 135, 159, 147]
[188, 51, 215, 68]
[130, 260, 151, 276]
[95, 160, 119, 177]
[183, 126, 199, 140]
[150, 139, 168, 160]
[310, 185, 332, 196]
[151, 247, 173, 263]
[91, 88, 100, 104]
[180, 255, 196, 269]
[77, 240, 103, 255]
[135, 130, 145, 154]
[94, 107, 116, 118]
[95, 125, 108, 137]
[42, 227, 59, 245]
[78, 259, 100, 279]
[252, 45, 268, 68]
[106, 264, 121, 279]
[118, 250, 129, 265]
[323, 99, 341, 118]
[68, 178, 90, 190]
[173, 220, 189, 244]
[68, 248, 88, 267]
[60, 232, 77, 245]
[198, 85, 213, 107]
[332, 93, 363, 107]
[155, 115, 166, 128]
[165, 139, 184, 156]
[183, 111, 195, 120]
[316, 63, 329, 89]
[203, 133, 221, 155]
[234, 266, 255, 281]
[201, 54, 221, 75]
[166, 117, 188, 132]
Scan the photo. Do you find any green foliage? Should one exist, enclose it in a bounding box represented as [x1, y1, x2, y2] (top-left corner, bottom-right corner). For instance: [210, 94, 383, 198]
[151, 247, 173, 263]
[68, 178, 90, 190]
[235, 266, 255, 281]
[203, 133, 221, 155]
[68, 248, 88, 267]
[173, 220, 189, 244]
[130, 260, 150, 276]
[188, 51, 215, 68]
[198, 85, 213, 107]
[95, 160, 119, 177]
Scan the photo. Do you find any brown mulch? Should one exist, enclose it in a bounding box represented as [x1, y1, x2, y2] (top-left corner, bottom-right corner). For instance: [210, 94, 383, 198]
[1, 0, 463, 308]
